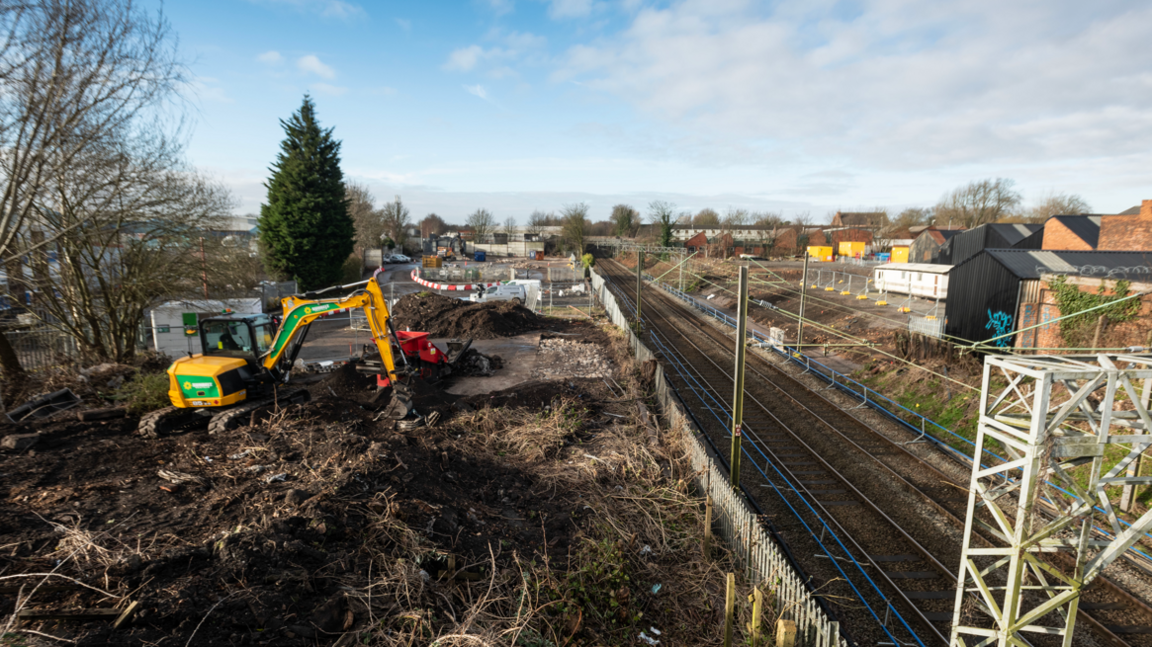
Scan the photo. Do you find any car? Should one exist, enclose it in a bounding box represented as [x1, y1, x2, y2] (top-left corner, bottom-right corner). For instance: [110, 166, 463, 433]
[469, 284, 526, 305]
[391, 254, 411, 263]
[380, 254, 395, 264]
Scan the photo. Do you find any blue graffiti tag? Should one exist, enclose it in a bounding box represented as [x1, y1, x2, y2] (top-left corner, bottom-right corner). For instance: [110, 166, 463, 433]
[986, 309, 1014, 347]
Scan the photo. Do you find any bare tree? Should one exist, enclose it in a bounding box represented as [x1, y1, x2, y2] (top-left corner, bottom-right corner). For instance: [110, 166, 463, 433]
[648, 200, 676, 248]
[934, 178, 1022, 228]
[791, 211, 813, 228]
[527, 210, 550, 237]
[890, 207, 934, 231]
[420, 213, 447, 238]
[379, 196, 411, 249]
[466, 208, 495, 243]
[346, 181, 383, 255]
[610, 204, 639, 237]
[1025, 191, 1091, 223]
[0, 0, 186, 376]
[560, 203, 590, 255]
[17, 139, 234, 362]
[693, 208, 721, 227]
[723, 208, 750, 228]
[503, 215, 516, 238]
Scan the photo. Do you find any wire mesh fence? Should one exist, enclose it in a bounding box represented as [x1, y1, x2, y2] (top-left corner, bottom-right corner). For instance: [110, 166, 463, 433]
[5, 327, 81, 372]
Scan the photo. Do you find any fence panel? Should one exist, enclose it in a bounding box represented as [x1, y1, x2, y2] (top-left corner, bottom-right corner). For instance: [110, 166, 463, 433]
[6, 327, 80, 372]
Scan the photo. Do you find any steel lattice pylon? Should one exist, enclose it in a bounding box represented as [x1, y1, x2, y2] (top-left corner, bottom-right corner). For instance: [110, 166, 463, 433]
[951, 353, 1152, 647]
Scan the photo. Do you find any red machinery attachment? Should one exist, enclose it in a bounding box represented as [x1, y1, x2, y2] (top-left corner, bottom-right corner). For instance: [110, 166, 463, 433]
[376, 332, 472, 387]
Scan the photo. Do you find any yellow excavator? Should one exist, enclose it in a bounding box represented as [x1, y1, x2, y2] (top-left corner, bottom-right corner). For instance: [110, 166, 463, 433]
[139, 272, 426, 437]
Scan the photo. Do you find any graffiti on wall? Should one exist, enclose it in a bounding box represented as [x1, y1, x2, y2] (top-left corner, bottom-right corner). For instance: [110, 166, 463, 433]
[986, 309, 1014, 347]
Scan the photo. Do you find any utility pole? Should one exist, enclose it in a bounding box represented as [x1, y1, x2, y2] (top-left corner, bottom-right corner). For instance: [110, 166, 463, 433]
[730, 266, 748, 488]
[679, 250, 685, 291]
[797, 251, 809, 352]
[636, 251, 643, 323]
[199, 237, 209, 299]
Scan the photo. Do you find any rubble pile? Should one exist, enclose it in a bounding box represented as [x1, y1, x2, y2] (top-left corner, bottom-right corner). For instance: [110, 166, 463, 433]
[453, 348, 504, 376]
[532, 336, 614, 380]
[391, 292, 539, 340]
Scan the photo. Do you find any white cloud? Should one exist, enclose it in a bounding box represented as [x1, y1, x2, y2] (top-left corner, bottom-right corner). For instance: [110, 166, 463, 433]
[548, 0, 595, 19]
[444, 45, 485, 72]
[553, 1, 1152, 171]
[395, 17, 411, 31]
[297, 54, 336, 79]
[189, 77, 232, 103]
[464, 84, 490, 101]
[443, 31, 547, 73]
[257, 50, 283, 64]
[310, 82, 348, 96]
[257, 0, 366, 19]
[486, 0, 514, 16]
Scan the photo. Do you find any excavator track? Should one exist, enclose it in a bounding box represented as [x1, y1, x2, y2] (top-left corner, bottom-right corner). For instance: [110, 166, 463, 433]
[138, 406, 212, 439]
[207, 388, 311, 435]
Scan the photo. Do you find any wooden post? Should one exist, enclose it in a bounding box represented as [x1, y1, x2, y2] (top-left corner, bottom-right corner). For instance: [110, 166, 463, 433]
[776, 619, 797, 647]
[724, 573, 736, 647]
[731, 266, 748, 488]
[1092, 314, 1107, 351]
[750, 587, 764, 647]
[704, 495, 713, 558]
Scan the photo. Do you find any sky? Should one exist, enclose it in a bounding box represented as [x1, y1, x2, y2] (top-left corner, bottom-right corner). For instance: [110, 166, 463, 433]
[162, 0, 1152, 224]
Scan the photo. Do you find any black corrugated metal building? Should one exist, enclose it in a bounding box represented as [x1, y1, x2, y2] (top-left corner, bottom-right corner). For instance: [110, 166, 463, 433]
[937, 223, 1043, 265]
[944, 249, 1152, 346]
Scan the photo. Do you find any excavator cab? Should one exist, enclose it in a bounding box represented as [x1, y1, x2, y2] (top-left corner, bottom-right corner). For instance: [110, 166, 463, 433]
[200, 314, 277, 359]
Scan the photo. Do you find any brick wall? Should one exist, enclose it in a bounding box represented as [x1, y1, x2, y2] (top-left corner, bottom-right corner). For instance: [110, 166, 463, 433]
[1041, 219, 1093, 250]
[1015, 275, 1152, 350]
[1099, 200, 1152, 251]
[774, 229, 797, 251]
[829, 228, 874, 245]
[808, 230, 827, 246]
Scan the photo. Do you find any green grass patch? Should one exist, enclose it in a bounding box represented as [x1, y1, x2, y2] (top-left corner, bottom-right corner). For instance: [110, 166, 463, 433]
[115, 371, 171, 415]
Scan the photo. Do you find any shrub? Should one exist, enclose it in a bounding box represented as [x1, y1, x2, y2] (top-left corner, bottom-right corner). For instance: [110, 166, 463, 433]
[116, 371, 171, 415]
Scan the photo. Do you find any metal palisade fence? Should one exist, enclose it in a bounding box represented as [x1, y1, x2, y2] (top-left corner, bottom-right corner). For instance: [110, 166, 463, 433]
[589, 268, 846, 647]
[5, 326, 81, 372]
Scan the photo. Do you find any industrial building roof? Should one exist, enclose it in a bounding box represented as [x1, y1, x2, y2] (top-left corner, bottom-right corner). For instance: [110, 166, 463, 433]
[982, 223, 1043, 246]
[978, 249, 1152, 279]
[1048, 215, 1102, 248]
[876, 263, 953, 274]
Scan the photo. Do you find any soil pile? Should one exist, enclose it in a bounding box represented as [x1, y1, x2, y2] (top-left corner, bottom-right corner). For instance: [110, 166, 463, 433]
[391, 292, 539, 340]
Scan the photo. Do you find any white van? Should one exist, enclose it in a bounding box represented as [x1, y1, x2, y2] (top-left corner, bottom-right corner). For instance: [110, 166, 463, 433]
[469, 284, 527, 305]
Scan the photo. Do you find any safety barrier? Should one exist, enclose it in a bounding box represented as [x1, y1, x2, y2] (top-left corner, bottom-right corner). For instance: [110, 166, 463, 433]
[589, 268, 847, 647]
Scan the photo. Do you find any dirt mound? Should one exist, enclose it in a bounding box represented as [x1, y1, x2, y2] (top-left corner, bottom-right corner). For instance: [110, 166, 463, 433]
[391, 292, 540, 340]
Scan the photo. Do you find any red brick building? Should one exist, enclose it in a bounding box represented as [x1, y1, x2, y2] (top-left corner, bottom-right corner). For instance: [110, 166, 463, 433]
[1041, 216, 1100, 250]
[1099, 200, 1152, 250]
[828, 228, 874, 247]
[830, 212, 887, 230]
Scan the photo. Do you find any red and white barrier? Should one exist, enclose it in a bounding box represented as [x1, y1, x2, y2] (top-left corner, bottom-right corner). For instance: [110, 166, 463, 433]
[410, 269, 503, 292]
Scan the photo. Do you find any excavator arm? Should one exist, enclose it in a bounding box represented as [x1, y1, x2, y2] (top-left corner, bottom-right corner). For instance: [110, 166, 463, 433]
[261, 273, 414, 418]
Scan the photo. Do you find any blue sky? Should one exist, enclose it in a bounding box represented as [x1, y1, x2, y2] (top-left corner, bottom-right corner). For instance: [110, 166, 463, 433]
[165, 0, 1152, 223]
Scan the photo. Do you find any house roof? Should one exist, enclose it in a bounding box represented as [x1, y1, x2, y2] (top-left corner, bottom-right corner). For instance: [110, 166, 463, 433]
[973, 249, 1152, 279]
[1119, 205, 1142, 215]
[836, 212, 886, 227]
[1048, 215, 1102, 248]
[923, 229, 963, 245]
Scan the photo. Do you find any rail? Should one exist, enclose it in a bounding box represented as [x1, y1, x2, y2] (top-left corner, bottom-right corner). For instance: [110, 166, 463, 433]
[591, 267, 848, 647]
[643, 272, 1152, 572]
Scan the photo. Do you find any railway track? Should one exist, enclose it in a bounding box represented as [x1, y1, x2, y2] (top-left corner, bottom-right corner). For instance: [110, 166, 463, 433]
[598, 258, 1152, 647]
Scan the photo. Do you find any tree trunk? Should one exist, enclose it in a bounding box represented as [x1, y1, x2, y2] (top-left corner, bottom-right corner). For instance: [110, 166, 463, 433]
[0, 329, 27, 386]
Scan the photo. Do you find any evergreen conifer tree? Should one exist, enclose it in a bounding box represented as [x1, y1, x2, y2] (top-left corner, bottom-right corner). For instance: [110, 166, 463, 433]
[258, 95, 355, 290]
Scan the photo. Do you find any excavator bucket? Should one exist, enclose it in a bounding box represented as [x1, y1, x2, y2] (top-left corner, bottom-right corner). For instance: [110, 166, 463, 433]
[444, 338, 473, 366]
[380, 382, 414, 420]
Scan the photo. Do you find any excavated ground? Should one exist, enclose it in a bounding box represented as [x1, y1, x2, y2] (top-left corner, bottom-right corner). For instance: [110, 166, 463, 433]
[0, 320, 735, 646]
[390, 292, 541, 340]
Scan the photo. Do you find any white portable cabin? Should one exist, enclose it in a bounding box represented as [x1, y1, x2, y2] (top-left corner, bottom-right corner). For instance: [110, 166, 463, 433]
[871, 263, 951, 299]
[150, 298, 262, 358]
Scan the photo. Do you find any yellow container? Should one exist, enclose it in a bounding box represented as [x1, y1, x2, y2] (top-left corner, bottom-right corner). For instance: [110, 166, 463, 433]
[806, 246, 833, 262]
[422, 255, 443, 268]
[838, 241, 865, 258]
[891, 246, 909, 264]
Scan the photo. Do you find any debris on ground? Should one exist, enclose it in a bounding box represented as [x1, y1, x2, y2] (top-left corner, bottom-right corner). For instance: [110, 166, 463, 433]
[0, 322, 739, 646]
[452, 347, 504, 376]
[532, 335, 614, 380]
[7, 388, 81, 422]
[390, 292, 540, 340]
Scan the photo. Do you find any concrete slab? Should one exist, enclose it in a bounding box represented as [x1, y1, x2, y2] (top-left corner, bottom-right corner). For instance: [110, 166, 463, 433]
[441, 332, 543, 396]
